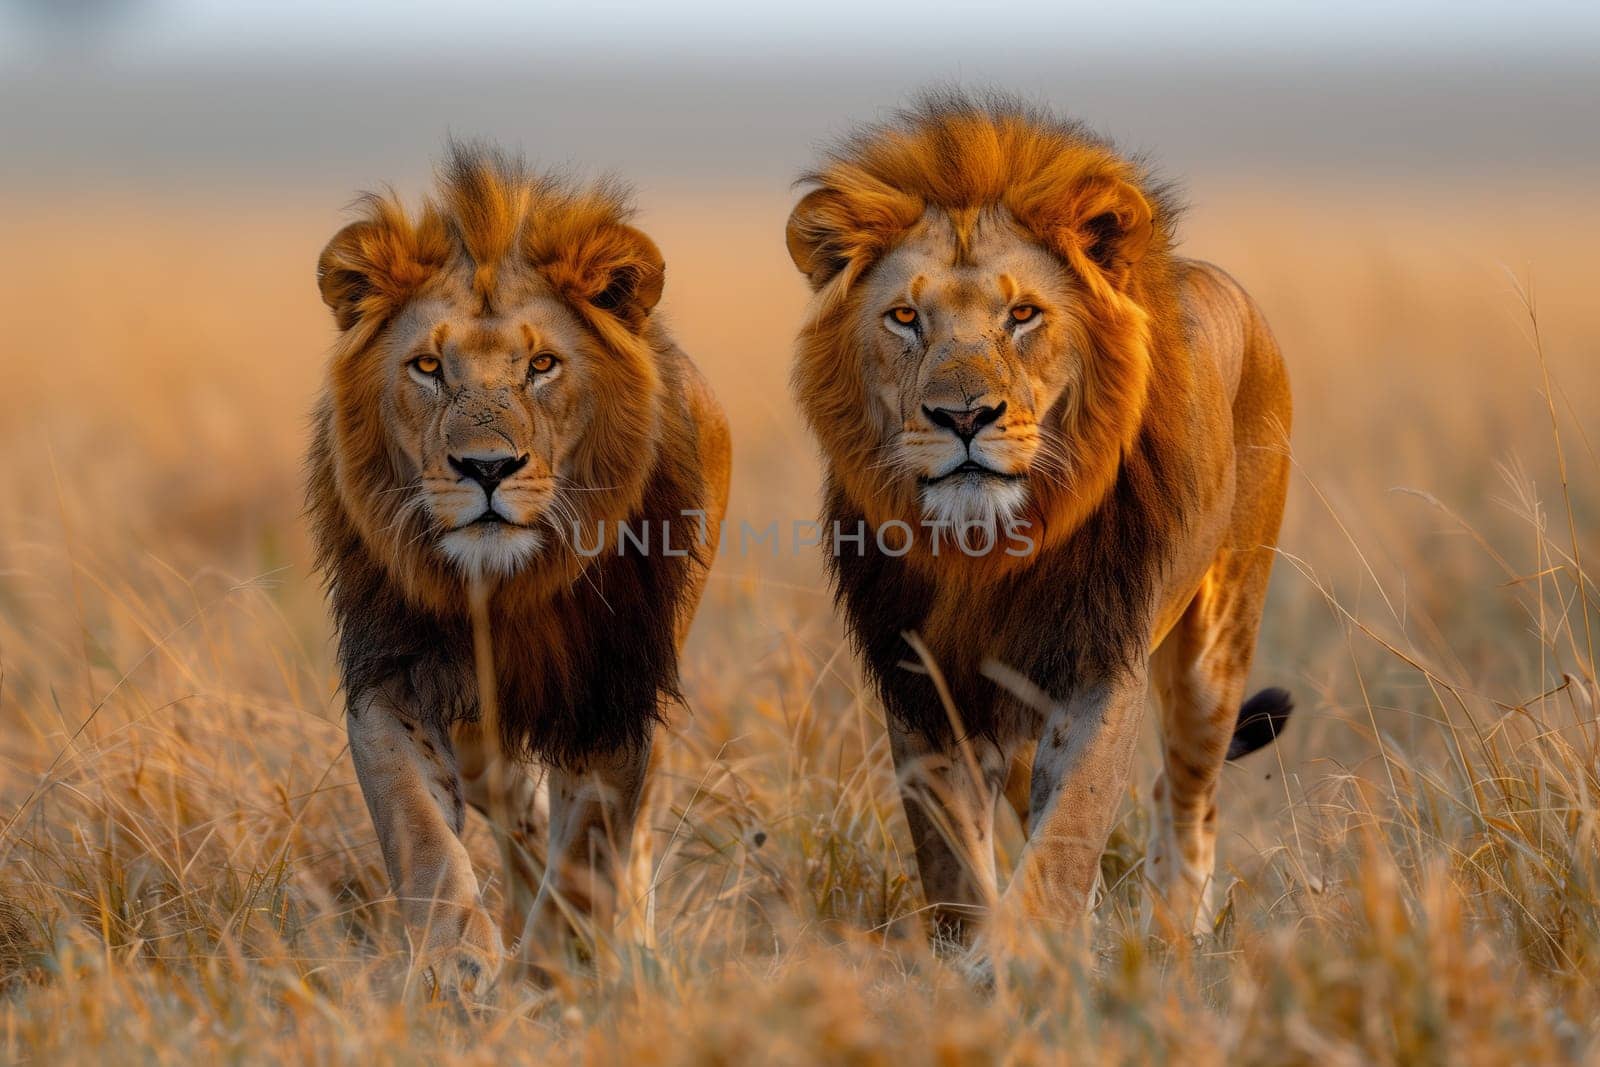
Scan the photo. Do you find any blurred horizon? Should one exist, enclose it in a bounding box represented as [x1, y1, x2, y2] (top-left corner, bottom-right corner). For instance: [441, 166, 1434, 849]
[4, 0, 1599, 195]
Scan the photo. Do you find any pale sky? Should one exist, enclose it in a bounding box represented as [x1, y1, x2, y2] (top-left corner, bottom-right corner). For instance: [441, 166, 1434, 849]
[6, 0, 1599, 66]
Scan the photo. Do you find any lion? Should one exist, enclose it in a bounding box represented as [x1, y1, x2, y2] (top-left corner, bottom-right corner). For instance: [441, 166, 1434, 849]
[785, 92, 1293, 945]
[306, 143, 730, 999]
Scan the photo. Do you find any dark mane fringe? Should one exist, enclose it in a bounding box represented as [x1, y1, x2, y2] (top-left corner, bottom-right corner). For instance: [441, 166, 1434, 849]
[829, 421, 1198, 746]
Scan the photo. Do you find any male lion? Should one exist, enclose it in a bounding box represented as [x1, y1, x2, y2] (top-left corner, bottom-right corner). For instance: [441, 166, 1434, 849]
[306, 144, 730, 998]
[785, 93, 1292, 944]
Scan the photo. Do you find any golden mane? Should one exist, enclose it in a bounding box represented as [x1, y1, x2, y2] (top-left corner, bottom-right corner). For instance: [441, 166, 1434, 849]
[316, 143, 662, 334]
[788, 91, 1189, 572]
[311, 142, 672, 606]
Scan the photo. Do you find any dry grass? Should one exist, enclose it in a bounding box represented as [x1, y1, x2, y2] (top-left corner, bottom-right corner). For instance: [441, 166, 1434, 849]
[0, 176, 1596, 1064]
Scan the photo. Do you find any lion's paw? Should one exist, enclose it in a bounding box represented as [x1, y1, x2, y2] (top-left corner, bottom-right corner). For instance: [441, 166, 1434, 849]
[422, 906, 506, 1006]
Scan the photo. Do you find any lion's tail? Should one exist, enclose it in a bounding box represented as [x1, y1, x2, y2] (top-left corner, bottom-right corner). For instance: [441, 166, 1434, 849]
[1225, 687, 1294, 760]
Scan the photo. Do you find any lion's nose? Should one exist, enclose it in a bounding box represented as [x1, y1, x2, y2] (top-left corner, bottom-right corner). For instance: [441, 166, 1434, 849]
[449, 453, 529, 495]
[923, 401, 1006, 443]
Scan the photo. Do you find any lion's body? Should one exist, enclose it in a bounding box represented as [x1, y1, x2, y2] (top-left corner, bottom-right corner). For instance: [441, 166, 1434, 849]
[307, 145, 729, 998]
[787, 94, 1291, 941]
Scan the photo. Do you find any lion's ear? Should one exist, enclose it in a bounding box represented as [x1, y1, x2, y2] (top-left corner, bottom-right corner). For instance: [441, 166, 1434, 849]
[786, 184, 923, 291]
[786, 188, 853, 287]
[552, 224, 665, 328]
[316, 211, 440, 331]
[1051, 179, 1154, 288]
[593, 225, 666, 321]
[317, 221, 380, 331]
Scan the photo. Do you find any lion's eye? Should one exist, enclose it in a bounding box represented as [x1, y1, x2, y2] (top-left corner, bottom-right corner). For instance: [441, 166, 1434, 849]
[888, 307, 918, 327]
[529, 352, 558, 376]
[1010, 305, 1039, 324]
[412, 355, 442, 376]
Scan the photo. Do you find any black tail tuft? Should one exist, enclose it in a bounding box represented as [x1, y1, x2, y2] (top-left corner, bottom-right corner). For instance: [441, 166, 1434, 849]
[1226, 687, 1294, 760]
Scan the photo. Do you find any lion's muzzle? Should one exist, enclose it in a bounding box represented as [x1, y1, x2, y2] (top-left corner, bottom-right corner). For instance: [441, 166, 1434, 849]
[922, 400, 1006, 444]
[448, 452, 530, 515]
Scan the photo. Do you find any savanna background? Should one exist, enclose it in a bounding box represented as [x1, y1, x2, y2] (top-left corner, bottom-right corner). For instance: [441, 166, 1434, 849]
[2, 1, 1597, 1062]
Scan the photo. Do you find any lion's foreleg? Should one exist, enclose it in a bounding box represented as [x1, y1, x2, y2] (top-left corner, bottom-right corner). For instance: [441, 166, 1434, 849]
[992, 669, 1147, 944]
[452, 720, 548, 950]
[521, 735, 650, 967]
[347, 685, 504, 1000]
[889, 719, 1014, 949]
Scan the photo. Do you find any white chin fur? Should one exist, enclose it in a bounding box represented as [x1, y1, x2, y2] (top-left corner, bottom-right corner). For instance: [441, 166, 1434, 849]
[438, 526, 544, 578]
[920, 477, 1028, 551]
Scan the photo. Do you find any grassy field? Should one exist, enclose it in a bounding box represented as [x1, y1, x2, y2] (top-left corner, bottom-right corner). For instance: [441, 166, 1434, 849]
[0, 175, 1596, 1063]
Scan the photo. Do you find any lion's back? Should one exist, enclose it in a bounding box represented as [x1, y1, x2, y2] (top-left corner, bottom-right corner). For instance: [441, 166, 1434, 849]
[1177, 259, 1291, 431]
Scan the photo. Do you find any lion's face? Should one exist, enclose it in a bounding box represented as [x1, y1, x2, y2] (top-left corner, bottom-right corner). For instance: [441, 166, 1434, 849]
[787, 102, 1167, 563]
[313, 156, 669, 596]
[850, 207, 1085, 532]
[379, 275, 605, 577]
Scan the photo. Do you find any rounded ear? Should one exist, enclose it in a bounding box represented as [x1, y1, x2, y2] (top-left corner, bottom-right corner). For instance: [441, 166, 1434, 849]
[1066, 180, 1154, 286]
[785, 188, 852, 288]
[317, 221, 378, 331]
[588, 225, 665, 321]
[545, 223, 666, 329]
[786, 184, 922, 291]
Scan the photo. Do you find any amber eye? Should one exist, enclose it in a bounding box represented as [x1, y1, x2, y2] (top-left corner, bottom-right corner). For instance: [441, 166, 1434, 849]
[412, 355, 441, 376]
[529, 352, 558, 376]
[1010, 305, 1039, 324]
[889, 307, 918, 327]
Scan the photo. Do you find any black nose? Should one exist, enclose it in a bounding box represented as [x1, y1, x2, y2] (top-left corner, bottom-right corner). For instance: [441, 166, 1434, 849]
[923, 401, 1006, 443]
[449, 453, 529, 495]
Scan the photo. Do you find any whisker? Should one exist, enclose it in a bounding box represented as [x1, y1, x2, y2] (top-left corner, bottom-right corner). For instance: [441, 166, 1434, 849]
[541, 494, 614, 614]
[374, 493, 428, 537]
[374, 481, 424, 498]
